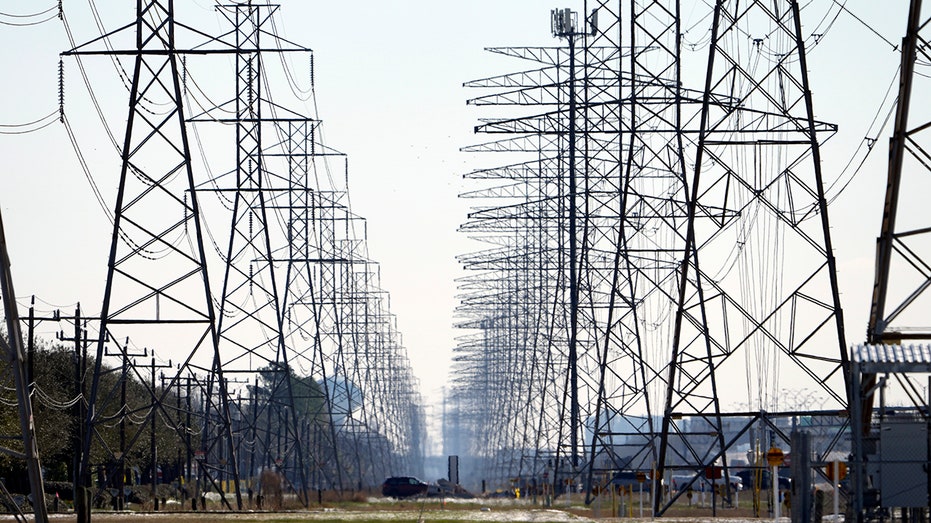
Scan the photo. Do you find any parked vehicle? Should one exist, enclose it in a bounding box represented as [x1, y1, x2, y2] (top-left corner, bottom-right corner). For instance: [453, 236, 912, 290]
[610, 471, 652, 492]
[671, 473, 743, 493]
[733, 469, 791, 491]
[381, 476, 429, 498]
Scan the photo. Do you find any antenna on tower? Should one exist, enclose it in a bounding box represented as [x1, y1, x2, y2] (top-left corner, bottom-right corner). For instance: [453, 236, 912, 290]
[551, 7, 597, 38]
[550, 8, 577, 38]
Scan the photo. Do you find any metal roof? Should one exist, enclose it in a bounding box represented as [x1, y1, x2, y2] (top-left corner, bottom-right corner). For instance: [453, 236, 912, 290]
[850, 344, 931, 373]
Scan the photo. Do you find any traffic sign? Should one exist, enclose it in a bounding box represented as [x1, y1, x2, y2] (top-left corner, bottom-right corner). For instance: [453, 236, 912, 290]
[824, 461, 847, 481]
[766, 447, 784, 467]
[636, 472, 647, 483]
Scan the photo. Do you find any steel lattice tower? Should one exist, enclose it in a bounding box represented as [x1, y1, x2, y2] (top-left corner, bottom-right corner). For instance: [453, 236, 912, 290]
[587, 0, 696, 492]
[63, 0, 242, 515]
[655, 0, 849, 512]
[458, 2, 627, 488]
[0, 211, 49, 523]
[214, 10, 424, 486]
[853, 0, 931, 517]
[457, 1, 850, 504]
[864, 0, 931, 394]
[196, 3, 425, 491]
[275, 120, 347, 490]
[62, 0, 425, 509]
[209, 3, 297, 504]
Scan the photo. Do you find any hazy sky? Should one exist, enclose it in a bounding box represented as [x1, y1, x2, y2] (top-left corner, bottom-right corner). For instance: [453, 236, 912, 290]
[0, 0, 915, 421]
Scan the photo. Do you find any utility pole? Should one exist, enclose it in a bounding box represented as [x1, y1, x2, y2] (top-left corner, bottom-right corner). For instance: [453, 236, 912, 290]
[56, 306, 94, 512]
[147, 353, 171, 510]
[27, 296, 34, 386]
[250, 377, 258, 506]
[72, 308, 83, 492]
[118, 339, 128, 511]
[185, 373, 193, 506]
[23, 302, 96, 506]
[161, 370, 185, 504]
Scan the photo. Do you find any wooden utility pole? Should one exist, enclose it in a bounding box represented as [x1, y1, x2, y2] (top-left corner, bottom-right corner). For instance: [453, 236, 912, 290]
[147, 353, 171, 510]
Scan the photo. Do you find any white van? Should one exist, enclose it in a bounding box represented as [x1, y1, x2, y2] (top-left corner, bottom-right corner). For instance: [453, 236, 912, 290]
[670, 473, 743, 493]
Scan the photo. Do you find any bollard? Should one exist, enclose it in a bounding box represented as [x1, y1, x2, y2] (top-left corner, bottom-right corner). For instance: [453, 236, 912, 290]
[814, 489, 824, 523]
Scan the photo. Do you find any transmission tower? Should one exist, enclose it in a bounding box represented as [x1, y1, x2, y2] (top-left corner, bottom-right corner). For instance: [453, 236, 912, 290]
[181, 2, 425, 493]
[586, 0, 697, 495]
[274, 120, 348, 490]
[458, 2, 627, 489]
[0, 211, 49, 523]
[273, 128, 426, 487]
[654, 0, 849, 513]
[178, 2, 324, 496]
[61, 0, 427, 504]
[864, 0, 931, 399]
[62, 0, 242, 514]
[853, 0, 931, 517]
[219, 2, 291, 503]
[458, 1, 850, 506]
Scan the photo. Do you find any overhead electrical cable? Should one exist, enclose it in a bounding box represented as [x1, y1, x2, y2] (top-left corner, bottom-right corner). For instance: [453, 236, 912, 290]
[831, 0, 899, 50]
[268, 13, 314, 101]
[825, 66, 900, 205]
[61, 10, 122, 152]
[0, 5, 57, 18]
[0, 111, 59, 134]
[62, 114, 114, 225]
[0, 13, 58, 26]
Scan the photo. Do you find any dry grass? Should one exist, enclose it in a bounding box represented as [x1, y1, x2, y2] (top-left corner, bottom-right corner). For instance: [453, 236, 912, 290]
[33, 490, 842, 523]
[38, 497, 598, 523]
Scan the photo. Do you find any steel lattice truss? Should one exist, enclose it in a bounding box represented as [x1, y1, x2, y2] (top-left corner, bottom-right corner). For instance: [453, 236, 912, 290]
[62, 0, 424, 508]
[0, 214, 49, 523]
[866, 0, 931, 367]
[453, 0, 849, 503]
[454, 3, 628, 487]
[853, 0, 931, 517]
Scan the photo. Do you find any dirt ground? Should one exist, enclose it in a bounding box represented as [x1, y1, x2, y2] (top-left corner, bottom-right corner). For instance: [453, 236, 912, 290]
[39, 504, 594, 523]
[18, 495, 844, 522]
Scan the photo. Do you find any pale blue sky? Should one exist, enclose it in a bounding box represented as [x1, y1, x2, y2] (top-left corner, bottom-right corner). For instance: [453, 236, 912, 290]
[0, 1, 915, 424]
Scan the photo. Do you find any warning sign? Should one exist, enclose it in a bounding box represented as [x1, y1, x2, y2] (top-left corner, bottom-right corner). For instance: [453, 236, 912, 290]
[766, 447, 784, 467]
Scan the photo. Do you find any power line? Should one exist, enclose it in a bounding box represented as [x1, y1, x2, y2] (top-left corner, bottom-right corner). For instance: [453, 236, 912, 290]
[0, 111, 58, 134]
[832, 0, 899, 50]
[0, 5, 57, 18]
[0, 13, 58, 26]
[61, 114, 114, 225]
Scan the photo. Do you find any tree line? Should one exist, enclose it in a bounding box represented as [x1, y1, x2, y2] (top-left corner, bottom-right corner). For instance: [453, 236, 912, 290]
[0, 333, 330, 497]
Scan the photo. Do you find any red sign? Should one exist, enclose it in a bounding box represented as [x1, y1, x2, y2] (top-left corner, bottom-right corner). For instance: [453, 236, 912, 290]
[704, 466, 723, 480]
